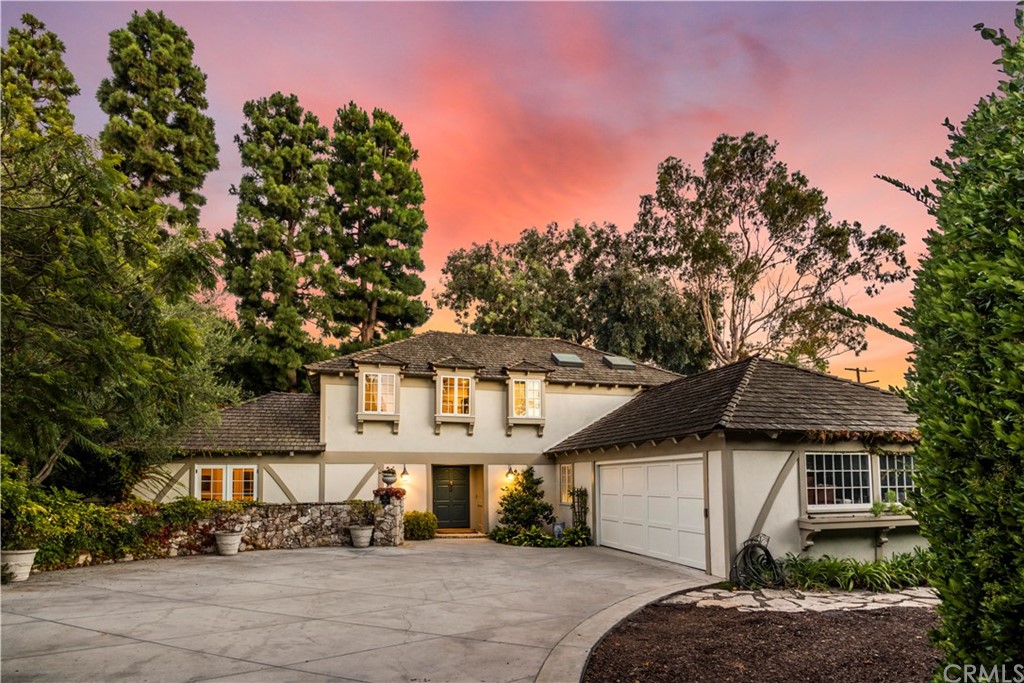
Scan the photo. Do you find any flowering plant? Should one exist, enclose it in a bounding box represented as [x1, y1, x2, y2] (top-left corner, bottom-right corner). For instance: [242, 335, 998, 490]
[373, 486, 406, 501]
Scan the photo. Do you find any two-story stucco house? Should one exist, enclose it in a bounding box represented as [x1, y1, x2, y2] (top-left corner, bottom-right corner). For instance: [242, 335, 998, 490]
[158, 332, 678, 535]
[153, 332, 922, 574]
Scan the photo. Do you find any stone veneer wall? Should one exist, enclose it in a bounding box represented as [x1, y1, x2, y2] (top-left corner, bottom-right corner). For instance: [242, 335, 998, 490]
[183, 500, 404, 555]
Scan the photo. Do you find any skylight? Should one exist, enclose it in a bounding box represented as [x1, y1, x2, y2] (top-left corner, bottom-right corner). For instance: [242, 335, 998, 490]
[603, 355, 636, 370]
[551, 352, 584, 368]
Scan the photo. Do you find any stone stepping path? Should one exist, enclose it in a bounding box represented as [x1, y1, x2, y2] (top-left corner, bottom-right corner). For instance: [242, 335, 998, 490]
[663, 586, 939, 612]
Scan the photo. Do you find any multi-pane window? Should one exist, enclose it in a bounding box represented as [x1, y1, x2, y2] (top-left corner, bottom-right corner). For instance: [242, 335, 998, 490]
[560, 463, 574, 504]
[879, 453, 916, 503]
[440, 376, 471, 415]
[512, 379, 542, 418]
[805, 453, 872, 510]
[198, 466, 256, 501]
[363, 372, 397, 414]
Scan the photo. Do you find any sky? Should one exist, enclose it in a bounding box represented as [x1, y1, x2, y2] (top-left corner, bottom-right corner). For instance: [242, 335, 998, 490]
[3, 1, 1013, 388]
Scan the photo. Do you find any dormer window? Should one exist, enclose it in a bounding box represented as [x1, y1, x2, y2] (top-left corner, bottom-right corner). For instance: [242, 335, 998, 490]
[356, 363, 403, 434]
[512, 378, 542, 418]
[440, 376, 472, 416]
[363, 372, 397, 414]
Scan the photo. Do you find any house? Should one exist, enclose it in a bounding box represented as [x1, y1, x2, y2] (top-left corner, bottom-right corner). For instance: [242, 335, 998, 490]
[546, 356, 922, 575]
[153, 332, 922, 576]
[156, 332, 678, 534]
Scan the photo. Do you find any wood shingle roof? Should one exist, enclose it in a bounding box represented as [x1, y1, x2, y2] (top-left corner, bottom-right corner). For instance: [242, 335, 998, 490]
[305, 332, 678, 387]
[178, 392, 323, 454]
[547, 357, 918, 455]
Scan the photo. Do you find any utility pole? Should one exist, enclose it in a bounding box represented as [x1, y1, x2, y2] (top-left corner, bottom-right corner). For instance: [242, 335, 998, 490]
[844, 367, 878, 385]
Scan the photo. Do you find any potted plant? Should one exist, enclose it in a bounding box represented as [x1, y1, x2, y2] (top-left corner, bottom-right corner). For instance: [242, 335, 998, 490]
[381, 467, 398, 485]
[346, 499, 383, 548]
[0, 458, 52, 581]
[213, 524, 244, 556]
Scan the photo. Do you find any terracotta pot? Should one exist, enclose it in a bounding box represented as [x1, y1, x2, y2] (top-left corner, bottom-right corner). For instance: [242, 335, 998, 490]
[214, 531, 243, 556]
[1, 549, 38, 582]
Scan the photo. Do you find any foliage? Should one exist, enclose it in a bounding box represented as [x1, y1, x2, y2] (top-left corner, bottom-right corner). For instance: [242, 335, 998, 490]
[373, 486, 406, 500]
[0, 455, 54, 549]
[327, 102, 430, 345]
[870, 490, 908, 517]
[494, 466, 556, 533]
[1, 15, 239, 487]
[632, 132, 909, 369]
[437, 222, 713, 373]
[346, 499, 383, 526]
[901, 9, 1024, 666]
[490, 524, 566, 547]
[97, 9, 219, 242]
[569, 486, 592, 546]
[404, 510, 438, 540]
[219, 92, 337, 393]
[562, 525, 592, 547]
[781, 548, 935, 592]
[0, 564, 14, 585]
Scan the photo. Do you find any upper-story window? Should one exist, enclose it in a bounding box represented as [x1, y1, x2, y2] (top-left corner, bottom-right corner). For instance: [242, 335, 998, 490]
[440, 376, 472, 415]
[363, 372, 397, 414]
[512, 378, 542, 418]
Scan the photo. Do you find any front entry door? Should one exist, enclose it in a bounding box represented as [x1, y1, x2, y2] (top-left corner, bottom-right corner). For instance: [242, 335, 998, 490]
[432, 466, 470, 528]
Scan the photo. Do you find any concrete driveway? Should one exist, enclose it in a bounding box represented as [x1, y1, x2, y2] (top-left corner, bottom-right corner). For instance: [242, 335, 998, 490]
[1, 540, 709, 682]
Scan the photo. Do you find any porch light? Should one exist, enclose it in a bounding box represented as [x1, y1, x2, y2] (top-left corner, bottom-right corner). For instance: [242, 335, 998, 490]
[506, 465, 515, 482]
[400, 464, 410, 483]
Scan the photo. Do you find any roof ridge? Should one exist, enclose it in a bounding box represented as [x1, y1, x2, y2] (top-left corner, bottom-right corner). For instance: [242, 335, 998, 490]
[756, 357, 901, 396]
[719, 356, 759, 428]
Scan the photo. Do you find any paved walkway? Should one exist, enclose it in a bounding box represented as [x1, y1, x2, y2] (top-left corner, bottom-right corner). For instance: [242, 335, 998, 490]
[663, 586, 940, 612]
[1, 540, 709, 682]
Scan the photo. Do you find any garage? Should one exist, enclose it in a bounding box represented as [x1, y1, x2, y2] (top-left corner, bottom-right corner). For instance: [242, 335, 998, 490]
[597, 458, 706, 570]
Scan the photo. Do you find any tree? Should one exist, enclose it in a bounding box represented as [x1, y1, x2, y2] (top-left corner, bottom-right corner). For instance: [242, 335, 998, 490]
[437, 222, 713, 373]
[632, 132, 909, 369]
[903, 10, 1023, 665]
[1, 15, 238, 490]
[327, 102, 430, 345]
[97, 9, 219, 295]
[219, 92, 335, 393]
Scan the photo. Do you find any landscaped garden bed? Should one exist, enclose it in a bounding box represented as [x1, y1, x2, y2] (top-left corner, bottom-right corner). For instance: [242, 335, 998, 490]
[584, 603, 940, 682]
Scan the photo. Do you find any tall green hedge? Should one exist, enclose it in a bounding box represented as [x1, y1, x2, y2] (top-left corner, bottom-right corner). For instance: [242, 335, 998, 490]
[906, 9, 1023, 666]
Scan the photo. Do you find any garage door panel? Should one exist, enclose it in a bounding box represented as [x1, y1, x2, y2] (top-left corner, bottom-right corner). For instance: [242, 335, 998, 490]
[598, 459, 706, 571]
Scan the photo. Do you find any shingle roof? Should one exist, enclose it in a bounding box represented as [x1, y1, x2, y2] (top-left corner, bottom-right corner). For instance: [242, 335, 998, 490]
[547, 357, 918, 454]
[306, 332, 678, 387]
[178, 392, 323, 453]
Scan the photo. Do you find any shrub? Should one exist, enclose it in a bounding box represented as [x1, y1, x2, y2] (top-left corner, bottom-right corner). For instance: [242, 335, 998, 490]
[0, 455, 54, 549]
[781, 548, 935, 592]
[902, 10, 1024, 664]
[562, 525, 591, 547]
[345, 499, 383, 526]
[495, 466, 555, 531]
[404, 511, 438, 540]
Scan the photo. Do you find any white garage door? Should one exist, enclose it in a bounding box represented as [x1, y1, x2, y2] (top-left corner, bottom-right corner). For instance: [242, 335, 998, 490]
[598, 459, 706, 570]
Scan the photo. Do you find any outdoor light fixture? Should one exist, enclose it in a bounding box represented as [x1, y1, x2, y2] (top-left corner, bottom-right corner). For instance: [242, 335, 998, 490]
[506, 465, 515, 481]
[400, 464, 410, 483]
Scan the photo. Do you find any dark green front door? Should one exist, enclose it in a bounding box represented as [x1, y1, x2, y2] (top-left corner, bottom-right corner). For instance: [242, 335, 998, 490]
[433, 466, 470, 528]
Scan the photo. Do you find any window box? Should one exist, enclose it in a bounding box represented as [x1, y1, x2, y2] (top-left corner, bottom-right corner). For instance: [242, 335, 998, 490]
[798, 514, 919, 551]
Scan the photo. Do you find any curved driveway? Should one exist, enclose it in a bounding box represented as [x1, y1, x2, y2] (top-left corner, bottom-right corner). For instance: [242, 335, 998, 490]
[1, 540, 708, 682]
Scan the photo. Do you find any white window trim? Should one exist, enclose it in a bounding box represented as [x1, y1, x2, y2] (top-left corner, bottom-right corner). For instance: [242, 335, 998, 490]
[803, 450, 918, 515]
[194, 464, 258, 502]
[434, 371, 476, 435]
[560, 463, 574, 505]
[506, 374, 546, 436]
[356, 365, 402, 434]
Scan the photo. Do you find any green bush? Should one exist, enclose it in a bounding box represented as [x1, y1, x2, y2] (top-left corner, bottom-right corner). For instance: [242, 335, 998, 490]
[495, 466, 555, 531]
[781, 548, 935, 592]
[562, 525, 591, 547]
[902, 10, 1024, 665]
[0, 456, 54, 550]
[404, 510, 438, 540]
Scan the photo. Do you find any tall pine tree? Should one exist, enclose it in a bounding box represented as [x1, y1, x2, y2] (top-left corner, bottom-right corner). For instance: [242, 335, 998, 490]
[97, 9, 219, 295]
[220, 93, 335, 393]
[328, 102, 429, 345]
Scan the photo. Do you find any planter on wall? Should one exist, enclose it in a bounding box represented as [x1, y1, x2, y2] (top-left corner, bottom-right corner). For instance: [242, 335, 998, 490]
[349, 526, 374, 548]
[214, 531, 243, 556]
[381, 472, 398, 485]
[1, 549, 38, 582]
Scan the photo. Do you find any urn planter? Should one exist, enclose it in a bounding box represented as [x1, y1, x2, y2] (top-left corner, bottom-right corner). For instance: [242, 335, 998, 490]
[1, 549, 38, 582]
[214, 531, 243, 556]
[349, 526, 374, 548]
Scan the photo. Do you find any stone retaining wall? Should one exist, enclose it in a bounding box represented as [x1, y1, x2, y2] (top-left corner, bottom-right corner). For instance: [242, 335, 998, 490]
[166, 500, 405, 556]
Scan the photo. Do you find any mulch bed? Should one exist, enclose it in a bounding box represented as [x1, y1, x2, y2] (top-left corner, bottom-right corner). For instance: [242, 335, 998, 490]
[583, 603, 940, 683]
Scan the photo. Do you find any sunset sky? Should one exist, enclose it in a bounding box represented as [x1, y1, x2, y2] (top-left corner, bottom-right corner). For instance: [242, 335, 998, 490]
[3, 2, 1012, 388]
